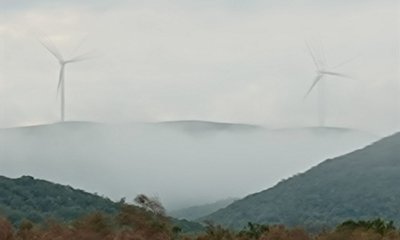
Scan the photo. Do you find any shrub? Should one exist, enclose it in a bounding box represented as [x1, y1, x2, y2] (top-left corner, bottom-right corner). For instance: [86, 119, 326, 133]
[0, 218, 14, 240]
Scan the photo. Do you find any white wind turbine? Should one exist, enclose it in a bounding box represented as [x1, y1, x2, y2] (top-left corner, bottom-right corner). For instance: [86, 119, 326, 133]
[304, 41, 352, 127]
[40, 38, 92, 122]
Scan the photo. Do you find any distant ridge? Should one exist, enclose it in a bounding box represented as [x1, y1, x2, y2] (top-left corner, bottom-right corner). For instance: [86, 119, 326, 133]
[1, 120, 261, 131]
[168, 198, 237, 221]
[203, 132, 400, 231]
[0, 121, 375, 137]
[156, 120, 263, 133]
[274, 126, 378, 137]
[0, 121, 104, 131]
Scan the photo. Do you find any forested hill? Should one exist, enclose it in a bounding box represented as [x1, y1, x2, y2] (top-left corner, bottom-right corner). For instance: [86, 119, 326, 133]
[0, 175, 205, 233]
[203, 132, 400, 231]
[0, 176, 118, 224]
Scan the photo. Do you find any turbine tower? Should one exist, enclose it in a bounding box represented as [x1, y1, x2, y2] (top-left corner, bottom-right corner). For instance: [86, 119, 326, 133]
[40, 38, 92, 122]
[304, 41, 351, 127]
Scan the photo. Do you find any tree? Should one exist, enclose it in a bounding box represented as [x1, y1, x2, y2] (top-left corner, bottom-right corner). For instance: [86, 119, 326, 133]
[134, 194, 166, 216]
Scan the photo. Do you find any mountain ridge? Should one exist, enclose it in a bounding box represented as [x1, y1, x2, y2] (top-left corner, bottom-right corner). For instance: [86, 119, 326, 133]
[0, 121, 377, 136]
[203, 132, 400, 230]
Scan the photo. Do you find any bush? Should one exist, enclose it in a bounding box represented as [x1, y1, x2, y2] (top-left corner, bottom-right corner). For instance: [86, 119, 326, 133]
[0, 218, 13, 240]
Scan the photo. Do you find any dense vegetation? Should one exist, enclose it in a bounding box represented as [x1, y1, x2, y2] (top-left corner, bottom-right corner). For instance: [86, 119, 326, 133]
[1, 211, 399, 240]
[204, 133, 400, 230]
[0, 176, 118, 225]
[0, 175, 204, 234]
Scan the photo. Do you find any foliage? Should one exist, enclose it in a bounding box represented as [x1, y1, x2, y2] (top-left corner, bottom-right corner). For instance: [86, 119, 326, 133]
[0, 201, 177, 240]
[135, 194, 167, 216]
[1, 215, 399, 240]
[0, 175, 118, 225]
[204, 133, 400, 230]
[337, 219, 395, 235]
[0, 217, 13, 240]
[172, 218, 205, 234]
[238, 222, 269, 239]
[0, 176, 204, 234]
[197, 221, 235, 240]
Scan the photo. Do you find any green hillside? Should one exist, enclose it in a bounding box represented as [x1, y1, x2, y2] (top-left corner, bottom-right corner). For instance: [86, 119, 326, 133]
[0, 176, 118, 224]
[203, 133, 400, 231]
[0, 175, 204, 233]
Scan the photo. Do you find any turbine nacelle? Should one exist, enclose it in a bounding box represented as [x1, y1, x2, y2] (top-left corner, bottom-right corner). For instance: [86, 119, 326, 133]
[304, 40, 354, 127]
[305, 41, 351, 98]
[40, 37, 93, 122]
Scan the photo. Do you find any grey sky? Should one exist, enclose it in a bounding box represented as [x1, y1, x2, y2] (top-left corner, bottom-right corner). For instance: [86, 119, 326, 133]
[1, 0, 399, 134]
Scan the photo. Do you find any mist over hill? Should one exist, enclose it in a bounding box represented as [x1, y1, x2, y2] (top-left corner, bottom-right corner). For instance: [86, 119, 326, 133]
[156, 120, 262, 135]
[0, 121, 377, 209]
[203, 132, 400, 230]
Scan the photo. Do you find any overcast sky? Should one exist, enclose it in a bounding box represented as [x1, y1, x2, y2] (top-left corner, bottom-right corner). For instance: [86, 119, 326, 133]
[1, 0, 399, 135]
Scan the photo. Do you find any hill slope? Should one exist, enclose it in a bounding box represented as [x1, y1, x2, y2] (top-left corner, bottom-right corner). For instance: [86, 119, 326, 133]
[0, 175, 205, 233]
[0, 175, 118, 224]
[156, 120, 262, 134]
[0, 121, 377, 209]
[168, 198, 237, 221]
[203, 132, 400, 230]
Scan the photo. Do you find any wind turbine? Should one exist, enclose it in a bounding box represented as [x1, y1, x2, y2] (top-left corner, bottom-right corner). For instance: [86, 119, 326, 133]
[40, 38, 92, 122]
[304, 40, 351, 127]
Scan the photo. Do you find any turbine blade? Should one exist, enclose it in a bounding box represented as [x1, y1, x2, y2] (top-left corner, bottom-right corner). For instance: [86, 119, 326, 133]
[304, 75, 323, 99]
[57, 66, 64, 97]
[71, 35, 88, 56]
[331, 54, 362, 69]
[305, 41, 321, 70]
[320, 71, 351, 79]
[39, 38, 64, 62]
[66, 51, 97, 63]
[318, 38, 327, 67]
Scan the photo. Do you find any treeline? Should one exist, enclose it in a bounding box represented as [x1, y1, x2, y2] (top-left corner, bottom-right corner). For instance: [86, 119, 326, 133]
[1, 204, 399, 240]
[0, 176, 118, 225]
